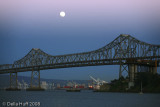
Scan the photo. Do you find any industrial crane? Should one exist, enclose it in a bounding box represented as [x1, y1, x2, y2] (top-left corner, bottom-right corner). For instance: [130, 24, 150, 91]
[89, 75, 107, 89]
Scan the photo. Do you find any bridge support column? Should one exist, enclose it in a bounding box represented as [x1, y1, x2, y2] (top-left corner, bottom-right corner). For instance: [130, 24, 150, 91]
[27, 69, 44, 91]
[30, 70, 40, 88]
[119, 64, 128, 78]
[128, 64, 137, 82]
[149, 67, 157, 74]
[128, 64, 137, 88]
[6, 72, 20, 91]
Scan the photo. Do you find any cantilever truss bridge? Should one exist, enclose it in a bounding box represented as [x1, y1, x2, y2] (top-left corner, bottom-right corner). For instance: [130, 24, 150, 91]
[0, 34, 160, 89]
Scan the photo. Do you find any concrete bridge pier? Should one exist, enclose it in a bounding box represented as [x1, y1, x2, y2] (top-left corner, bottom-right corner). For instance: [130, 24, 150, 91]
[6, 72, 20, 91]
[26, 69, 44, 91]
[119, 63, 137, 88]
[128, 64, 137, 88]
[128, 64, 137, 82]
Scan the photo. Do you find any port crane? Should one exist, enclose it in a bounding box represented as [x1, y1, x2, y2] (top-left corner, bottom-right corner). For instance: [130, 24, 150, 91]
[89, 75, 107, 89]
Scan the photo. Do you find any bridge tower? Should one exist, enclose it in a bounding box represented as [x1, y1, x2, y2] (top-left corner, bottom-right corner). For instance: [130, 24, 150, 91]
[10, 72, 18, 89]
[6, 71, 20, 91]
[118, 35, 138, 88]
[30, 69, 40, 88]
[26, 49, 44, 91]
[26, 67, 44, 91]
[119, 63, 138, 88]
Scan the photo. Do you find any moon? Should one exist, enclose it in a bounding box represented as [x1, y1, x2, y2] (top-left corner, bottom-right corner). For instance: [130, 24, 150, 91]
[60, 11, 65, 17]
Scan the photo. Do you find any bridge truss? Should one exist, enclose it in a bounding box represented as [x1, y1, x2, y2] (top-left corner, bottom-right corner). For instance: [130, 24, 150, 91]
[0, 34, 160, 90]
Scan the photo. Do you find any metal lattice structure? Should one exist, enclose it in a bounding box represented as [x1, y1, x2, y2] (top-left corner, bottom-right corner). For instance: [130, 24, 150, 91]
[0, 34, 160, 74]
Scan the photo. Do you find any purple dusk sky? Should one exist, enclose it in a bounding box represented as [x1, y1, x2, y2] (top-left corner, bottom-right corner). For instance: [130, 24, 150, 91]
[0, 0, 160, 37]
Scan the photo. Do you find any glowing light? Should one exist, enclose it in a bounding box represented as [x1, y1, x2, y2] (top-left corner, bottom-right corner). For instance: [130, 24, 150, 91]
[60, 11, 65, 17]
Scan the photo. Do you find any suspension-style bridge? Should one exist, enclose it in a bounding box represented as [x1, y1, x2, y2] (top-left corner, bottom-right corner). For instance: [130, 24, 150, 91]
[0, 34, 160, 90]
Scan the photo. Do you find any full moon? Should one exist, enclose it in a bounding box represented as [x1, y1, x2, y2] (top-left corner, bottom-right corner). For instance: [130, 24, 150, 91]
[60, 11, 65, 17]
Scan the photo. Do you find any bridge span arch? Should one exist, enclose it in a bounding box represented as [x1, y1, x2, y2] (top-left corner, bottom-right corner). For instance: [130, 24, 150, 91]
[0, 34, 160, 90]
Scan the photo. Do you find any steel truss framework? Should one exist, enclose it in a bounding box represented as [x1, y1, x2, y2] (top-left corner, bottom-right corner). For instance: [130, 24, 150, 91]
[30, 70, 40, 88]
[9, 72, 18, 88]
[0, 34, 160, 74]
[119, 63, 128, 78]
[0, 34, 160, 88]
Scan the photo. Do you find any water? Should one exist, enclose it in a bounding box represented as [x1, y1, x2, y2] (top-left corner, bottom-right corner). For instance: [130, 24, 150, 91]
[0, 90, 160, 107]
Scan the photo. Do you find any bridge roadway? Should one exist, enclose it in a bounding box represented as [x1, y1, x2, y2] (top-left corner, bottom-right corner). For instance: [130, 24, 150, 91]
[0, 56, 159, 74]
[0, 34, 160, 90]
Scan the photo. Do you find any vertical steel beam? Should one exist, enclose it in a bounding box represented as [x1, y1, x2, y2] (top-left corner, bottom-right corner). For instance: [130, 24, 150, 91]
[38, 70, 40, 88]
[30, 68, 41, 88]
[119, 63, 128, 79]
[30, 68, 33, 87]
[9, 72, 18, 89]
[15, 72, 17, 88]
[119, 63, 122, 78]
[10, 72, 11, 88]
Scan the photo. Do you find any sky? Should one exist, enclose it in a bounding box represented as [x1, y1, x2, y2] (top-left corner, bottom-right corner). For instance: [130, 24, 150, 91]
[0, 0, 160, 82]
